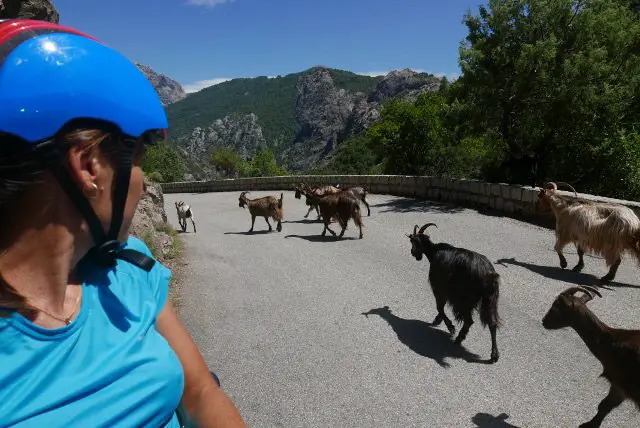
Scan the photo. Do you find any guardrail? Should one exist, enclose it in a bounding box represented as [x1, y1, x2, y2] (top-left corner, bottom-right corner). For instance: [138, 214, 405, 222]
[159, 175, 640, 228]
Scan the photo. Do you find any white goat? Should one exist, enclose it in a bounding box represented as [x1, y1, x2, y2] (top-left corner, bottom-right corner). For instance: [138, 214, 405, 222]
[538, 181, 640, 283]
[175, 200, 197, 233]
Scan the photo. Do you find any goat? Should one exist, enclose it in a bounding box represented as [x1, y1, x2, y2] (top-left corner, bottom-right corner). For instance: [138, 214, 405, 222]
[538, 181, 640, 283]
[542, 285, 640, 427]
[238, 191, 283, 233]
[406, 222, 501, 363]
[293, 182, 341, 219]
[174, 201, 196, 233]
[335, 183, 371, 216]
[300, 186, 363, 239]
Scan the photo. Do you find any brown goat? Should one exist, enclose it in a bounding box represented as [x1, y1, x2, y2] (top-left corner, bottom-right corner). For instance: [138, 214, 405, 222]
[542, 285, 640, 427]
[538, 181, 640, 283]
[293, 182, 341, 219]
[301, 187, 363, 239]
[238, 191, 283, 233]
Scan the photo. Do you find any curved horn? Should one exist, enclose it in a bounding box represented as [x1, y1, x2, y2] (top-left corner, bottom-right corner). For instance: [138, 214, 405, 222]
[561, 285, 602, 301]
[418, 223, 437, 234]
[413, 225, 419, 235]
[543, 182, 557, 190]
[556, 182, 578, 198]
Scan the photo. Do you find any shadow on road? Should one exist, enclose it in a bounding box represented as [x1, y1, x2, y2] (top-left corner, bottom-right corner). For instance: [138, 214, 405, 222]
[284, 234, 359, 242]
[224, 230, 276, 236]
[361, 306, 486, 368]
[283, 219, 322, 224]
[495, 257, 640, 290]
[471, 412, 521, 427]
[371, 198, 464, 214]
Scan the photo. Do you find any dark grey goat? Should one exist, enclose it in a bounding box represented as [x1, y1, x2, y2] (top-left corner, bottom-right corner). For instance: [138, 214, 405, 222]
[407, 222, 502, 363]
[542, 285, 640, 428]
[335, 183, 371, 216]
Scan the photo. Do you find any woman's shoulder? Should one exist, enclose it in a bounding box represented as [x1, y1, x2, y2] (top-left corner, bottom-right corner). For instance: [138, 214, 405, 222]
[84, 235, 173, 319]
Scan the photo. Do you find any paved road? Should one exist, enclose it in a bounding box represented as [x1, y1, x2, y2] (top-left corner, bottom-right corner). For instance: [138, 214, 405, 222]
[164, 191, 639, 428]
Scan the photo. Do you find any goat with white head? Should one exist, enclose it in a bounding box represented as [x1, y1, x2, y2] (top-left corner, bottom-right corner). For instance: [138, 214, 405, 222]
[175, 200, 196, 233]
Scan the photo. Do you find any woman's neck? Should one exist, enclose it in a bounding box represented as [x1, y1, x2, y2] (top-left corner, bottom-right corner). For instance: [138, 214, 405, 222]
[0, 222, 83, 316]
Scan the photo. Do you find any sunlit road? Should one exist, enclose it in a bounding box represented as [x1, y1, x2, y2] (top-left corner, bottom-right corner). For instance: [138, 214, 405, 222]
[164, 190, 639, 428]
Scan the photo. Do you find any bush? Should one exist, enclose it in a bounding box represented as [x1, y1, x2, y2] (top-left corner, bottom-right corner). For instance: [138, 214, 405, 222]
[141, 142, 187, 183]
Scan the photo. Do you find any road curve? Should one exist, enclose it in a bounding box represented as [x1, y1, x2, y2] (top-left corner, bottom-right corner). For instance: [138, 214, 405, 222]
[163, 190, 639, 428]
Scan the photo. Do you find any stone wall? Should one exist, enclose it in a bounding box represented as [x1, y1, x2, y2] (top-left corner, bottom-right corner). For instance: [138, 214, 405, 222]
[159, 175, 640, 228]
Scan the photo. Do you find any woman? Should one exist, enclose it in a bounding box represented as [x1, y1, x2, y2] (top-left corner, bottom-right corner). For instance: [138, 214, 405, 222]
[0, 19, 245, 427]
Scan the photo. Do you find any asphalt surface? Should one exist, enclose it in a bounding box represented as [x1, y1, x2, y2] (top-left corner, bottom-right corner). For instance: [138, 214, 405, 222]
[164, 191, 640, 428]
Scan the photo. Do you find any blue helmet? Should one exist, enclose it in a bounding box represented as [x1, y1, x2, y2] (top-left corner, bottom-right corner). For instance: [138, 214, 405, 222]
[0, 19, 168, 271]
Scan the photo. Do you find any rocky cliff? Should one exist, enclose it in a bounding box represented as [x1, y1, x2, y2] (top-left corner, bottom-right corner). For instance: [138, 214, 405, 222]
[135, 63, 187, 106]
[166, 66, 443, 175]
[283, 67, 440, 171]
[0, 0, 59, 22]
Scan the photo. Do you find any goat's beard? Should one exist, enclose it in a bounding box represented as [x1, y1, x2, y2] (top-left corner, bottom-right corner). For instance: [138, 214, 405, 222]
[411, 250, 423, 261]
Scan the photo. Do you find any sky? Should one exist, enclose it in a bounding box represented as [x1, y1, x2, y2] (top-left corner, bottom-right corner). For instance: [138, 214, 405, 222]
[53, 0, 486, 93]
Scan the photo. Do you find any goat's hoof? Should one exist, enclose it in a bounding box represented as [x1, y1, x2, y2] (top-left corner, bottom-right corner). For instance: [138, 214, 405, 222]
[572, 263, 584, 272]
[599, 274, 614, 283]
[560, 261, 567, 269]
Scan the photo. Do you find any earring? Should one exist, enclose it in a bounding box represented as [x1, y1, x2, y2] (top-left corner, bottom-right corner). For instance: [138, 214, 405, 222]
[84, 182, 100, 199]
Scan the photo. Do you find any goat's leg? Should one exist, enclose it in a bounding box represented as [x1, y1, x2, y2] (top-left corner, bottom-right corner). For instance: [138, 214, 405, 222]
[191, 219, 197, 233]
[454, 315, 473, 345]
[362, 198, 371, 216]
[600, 257, 622, 283]
[264, 216, 272, 231]
[315, 205, 321, 220]
[304, 205, 314, 218]
[578, 385, 625, 428]
[488, 324, 499, 363]
[249, 215, 256, 233]
[554, 236, 570, 269]
[572, 245, 585, 272]
[431, 292, 456, 336]
[322, 219, 337, 236]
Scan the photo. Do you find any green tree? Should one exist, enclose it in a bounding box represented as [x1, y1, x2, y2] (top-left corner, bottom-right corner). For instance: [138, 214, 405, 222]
[141, 142, 187, 182]
[239, 150, 288, 177]
[211, 147, 243, 177]
[455, 0, 640, 192]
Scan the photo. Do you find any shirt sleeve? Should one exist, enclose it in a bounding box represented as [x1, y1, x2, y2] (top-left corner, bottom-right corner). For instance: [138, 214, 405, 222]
[124, 236, 173, 318]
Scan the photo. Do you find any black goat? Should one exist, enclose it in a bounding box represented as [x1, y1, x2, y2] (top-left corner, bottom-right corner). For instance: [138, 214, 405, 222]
[542, 285, 640, 428]
[406, 222, 502, 363]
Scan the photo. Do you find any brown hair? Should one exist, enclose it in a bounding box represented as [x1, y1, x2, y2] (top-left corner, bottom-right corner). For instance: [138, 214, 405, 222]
[0, 128, 115, 318]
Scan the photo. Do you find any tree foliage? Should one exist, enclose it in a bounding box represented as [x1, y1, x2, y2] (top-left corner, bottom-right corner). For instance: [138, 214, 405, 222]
[141, 142, 187, 183]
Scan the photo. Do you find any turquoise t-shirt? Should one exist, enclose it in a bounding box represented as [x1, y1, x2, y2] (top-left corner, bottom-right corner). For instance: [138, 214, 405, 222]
[0, 236, 185, 427]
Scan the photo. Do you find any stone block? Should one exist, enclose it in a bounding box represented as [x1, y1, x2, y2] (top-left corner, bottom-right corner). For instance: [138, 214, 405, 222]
[504, 200, 515, 214]
[491, 184, 502, 196]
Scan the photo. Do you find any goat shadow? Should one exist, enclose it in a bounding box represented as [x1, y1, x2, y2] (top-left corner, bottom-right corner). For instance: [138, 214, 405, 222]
[224, 230, 276, 236]
[371, 197, 464, 214]
[283, 219, 322, 224]
[471, 412, 521, 428]
[495, 257, 640, 290]
[285, 234, 359, 242]
[361, 306, 491, 368]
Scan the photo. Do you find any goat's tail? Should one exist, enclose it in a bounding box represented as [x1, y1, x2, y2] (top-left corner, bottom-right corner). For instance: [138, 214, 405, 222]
[480, 272, 502, 329]
[278, 192, 284, 209]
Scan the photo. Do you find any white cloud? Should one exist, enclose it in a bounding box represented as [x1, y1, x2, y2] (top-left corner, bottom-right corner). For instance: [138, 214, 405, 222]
[182, 75, 278, 93]
[186, 0, 234, 7]
[183, 78, 233, 93]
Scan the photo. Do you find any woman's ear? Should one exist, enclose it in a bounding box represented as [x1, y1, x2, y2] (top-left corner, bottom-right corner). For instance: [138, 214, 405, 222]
[65, 144, 103, 199]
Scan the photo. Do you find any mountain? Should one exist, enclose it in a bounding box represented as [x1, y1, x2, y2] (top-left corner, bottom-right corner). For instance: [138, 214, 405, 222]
[135, 63, 187, 106]
[165, 66, 443, 175]
[0, 0, 59, 23]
